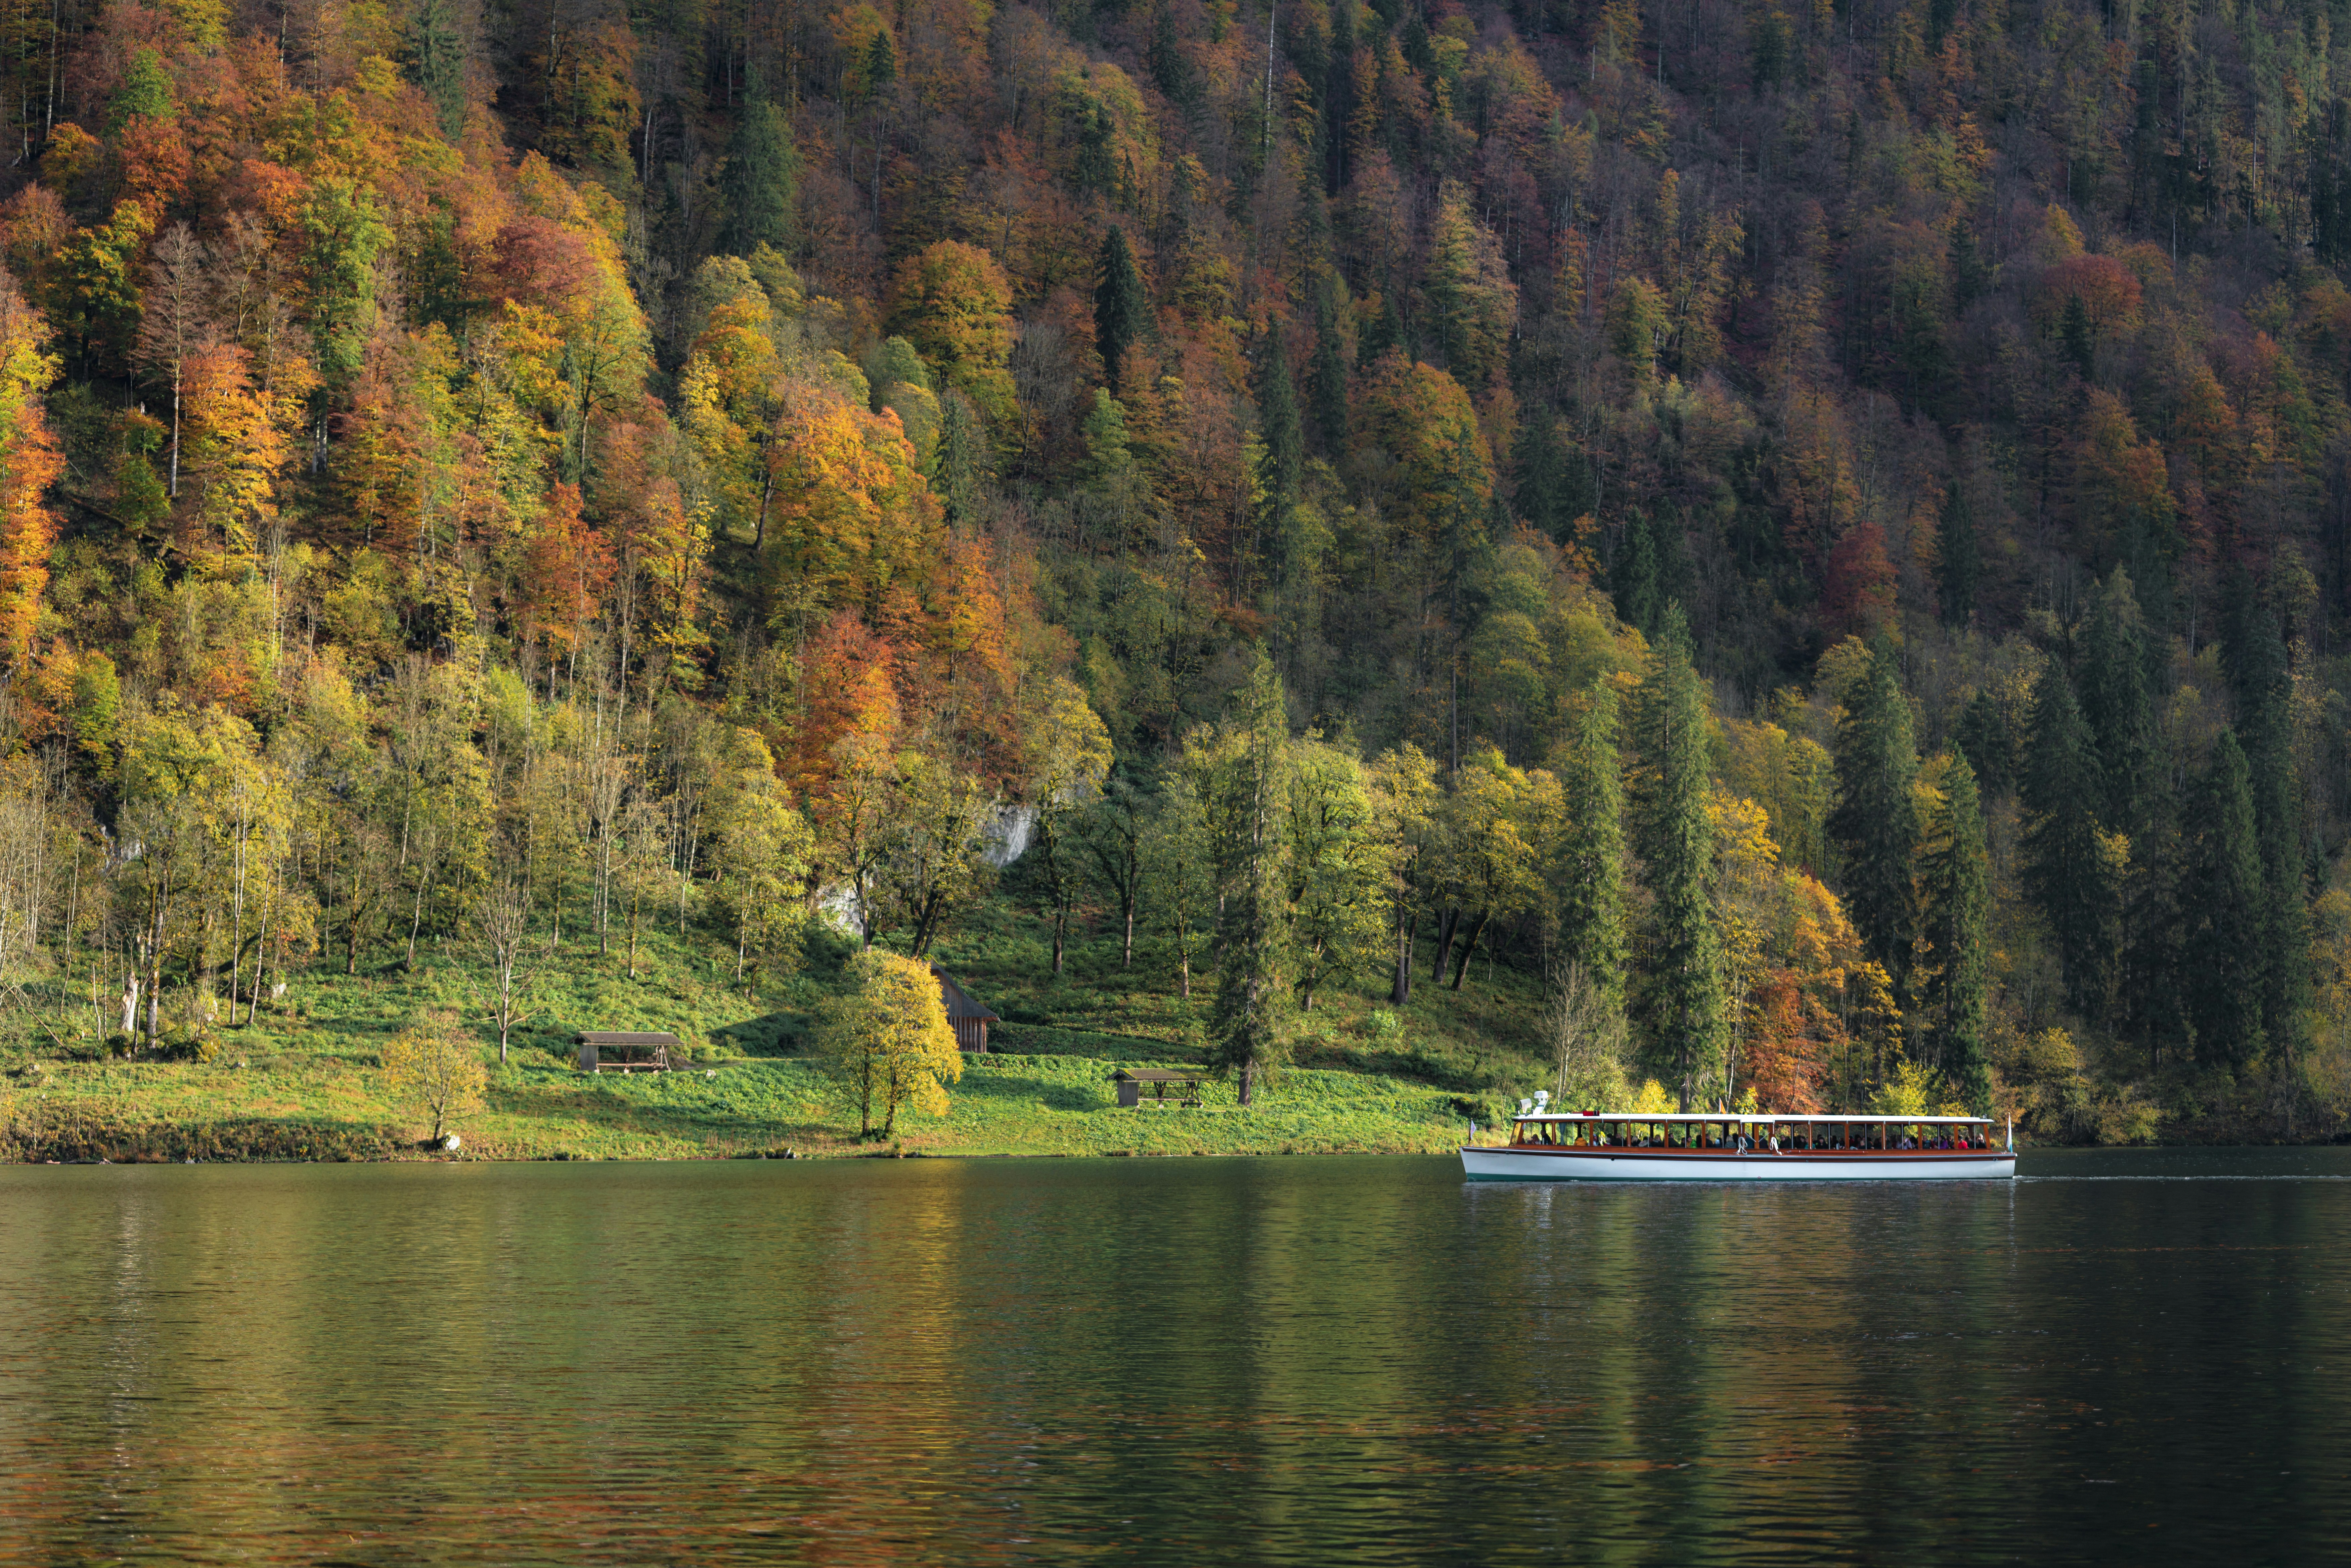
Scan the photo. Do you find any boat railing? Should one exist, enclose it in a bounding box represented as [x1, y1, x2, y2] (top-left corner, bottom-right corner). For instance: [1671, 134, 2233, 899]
[1502, 1114, 2006, 1153]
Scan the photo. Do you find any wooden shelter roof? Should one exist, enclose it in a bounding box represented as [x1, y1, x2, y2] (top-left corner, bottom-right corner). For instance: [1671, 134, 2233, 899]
[929, 967, 999, 1022]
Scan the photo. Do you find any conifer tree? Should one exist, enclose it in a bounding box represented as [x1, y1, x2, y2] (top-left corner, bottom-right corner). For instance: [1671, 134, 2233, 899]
[2021, 661, 2119, 1020]
[1921, 749, 1992, 1113]
[1936, 476, 1977, 627]
[1309, 278, 1350, 452]
[2185, 731, 2268, 1068]
[719, 92, 800, 257]
[2079, 570, 2156, 837]
[1149, 5, 1203, 124]
[861, 28, 897, 97]
[931, 391, 987, 525]
[1953, 687, 2015, 796]
[1628, 604, 1725, 1109]
[1827, 646, 1920, 989]
[1255, 332, 1301, 512]
[2220, 577, 2309, 1054]
[1553, 684, 1628, 1007]
[406, 0, 468, 140]
[1207, 657, 1290, 1106]
[1612, 513, 1661, 637]
[1094, 227, 1147, 395]
[1512, 408, 1569, 541]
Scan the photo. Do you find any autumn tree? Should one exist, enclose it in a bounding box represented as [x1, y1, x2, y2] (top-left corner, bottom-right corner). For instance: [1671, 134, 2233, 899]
[383, 1019, 487, 1146]
[817, 948, 965, 1140]
[0, 265, 60, 670]
[887, 241, 1017, 434]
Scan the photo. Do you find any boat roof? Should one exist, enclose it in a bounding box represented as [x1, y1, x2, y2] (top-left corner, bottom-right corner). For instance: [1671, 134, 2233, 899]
[1515, 1112, 1994, 1124]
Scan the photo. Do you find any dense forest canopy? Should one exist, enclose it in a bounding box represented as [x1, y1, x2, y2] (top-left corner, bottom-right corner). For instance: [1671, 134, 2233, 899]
[2, 0, 2350, 1135]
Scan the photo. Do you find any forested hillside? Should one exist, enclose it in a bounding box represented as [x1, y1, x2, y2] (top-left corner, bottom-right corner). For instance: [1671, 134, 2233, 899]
[0, 0, 2348, 1141]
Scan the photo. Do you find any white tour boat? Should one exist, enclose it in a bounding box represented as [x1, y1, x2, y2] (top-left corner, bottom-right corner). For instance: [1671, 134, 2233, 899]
[1460, 1093, 2015, 1181]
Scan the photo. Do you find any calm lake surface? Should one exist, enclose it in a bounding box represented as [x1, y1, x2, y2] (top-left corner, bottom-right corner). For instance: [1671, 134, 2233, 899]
[1, 1148, 2346, 1564]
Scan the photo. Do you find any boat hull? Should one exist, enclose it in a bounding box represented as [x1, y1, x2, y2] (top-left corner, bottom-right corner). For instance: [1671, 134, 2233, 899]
[1460, 1146, 2015, 1181]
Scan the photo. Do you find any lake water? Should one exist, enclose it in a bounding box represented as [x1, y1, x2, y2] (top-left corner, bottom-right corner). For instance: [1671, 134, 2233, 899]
[1, 1148, 2345, 1563]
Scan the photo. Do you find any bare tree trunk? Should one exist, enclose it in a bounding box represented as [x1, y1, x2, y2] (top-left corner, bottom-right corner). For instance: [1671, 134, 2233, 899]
[1449, 911, 1489, 991]
[1392, 907, 1417, 1005]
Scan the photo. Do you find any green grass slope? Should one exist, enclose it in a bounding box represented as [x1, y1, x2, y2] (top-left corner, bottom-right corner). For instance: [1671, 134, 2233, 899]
[1, 872, 1550, 1161]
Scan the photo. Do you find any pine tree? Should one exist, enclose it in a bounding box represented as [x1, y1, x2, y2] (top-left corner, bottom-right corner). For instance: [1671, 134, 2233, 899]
[861, 28, 897, 98]
[1628, 604, 1726, 1109]
[1612, 512, 1661, 637]
[1953, 687, 2014, 796]
[1512, 408, 1569, 541]
[1208, 657, 1290, 1106]
[2060, 291, 2095, 380]
[1094, 227, 1147, 395]
[2021, 660, 2119, 1020]
[931, 390, 987, 525]
[1936, 476, 1977, 627]
[2078, 570, 2155, 837]
[1554, 683, 1628, 1007]
[406, 0, 468, 140]
[1827, 646, 1920, 988]
[1322, 0, 1357, 190]
[1149, 5, 1203, 124]
[1256, 332, 1301, 513]
[2184, 731, 2268, 1068]
[1310, 279, 1350, 453]
[719, 92, 800, 257]
[1921, 749, 1992, 1114]
[2220, 577, 2309, 1054]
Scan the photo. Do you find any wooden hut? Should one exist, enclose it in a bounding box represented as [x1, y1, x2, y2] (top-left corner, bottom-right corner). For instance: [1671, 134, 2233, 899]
[575, 1031, 678, 1073]
[929, 966, 999, 1053]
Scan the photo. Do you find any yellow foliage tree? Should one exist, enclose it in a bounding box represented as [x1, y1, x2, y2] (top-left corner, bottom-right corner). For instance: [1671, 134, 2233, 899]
[816, 948, 965, 1140]
[382, 1020, 487, 1145]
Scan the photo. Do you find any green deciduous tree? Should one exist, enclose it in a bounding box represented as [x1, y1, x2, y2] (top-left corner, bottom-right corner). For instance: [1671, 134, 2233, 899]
[1023, 677, 1115, 974]
[1280, 736, 1385, 1012]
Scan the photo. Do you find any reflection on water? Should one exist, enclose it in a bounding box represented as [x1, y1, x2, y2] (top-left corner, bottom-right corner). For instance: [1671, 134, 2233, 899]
[0, 1149, 2345, 1563]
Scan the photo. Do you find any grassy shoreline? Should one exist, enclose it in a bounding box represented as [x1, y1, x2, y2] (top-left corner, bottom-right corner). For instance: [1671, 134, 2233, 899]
[0, 1051, 1474, 1163]
[8, 886, 2330, 1160]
